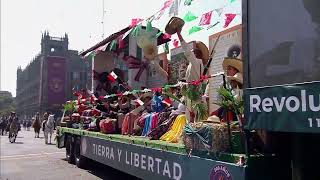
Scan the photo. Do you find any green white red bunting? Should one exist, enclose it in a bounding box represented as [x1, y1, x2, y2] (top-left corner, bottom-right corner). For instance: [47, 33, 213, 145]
[83, 0, 240, 58]
[189, 26, 203, 35]
[136, 99, 144, 106]
[125, 1, 240, 38]
[199, 11, 213, 26]
[224, 13, 237, 28]
[107, 71, 118, 82]
[183, 11, 198, 22]
[103, 72, 224, 99]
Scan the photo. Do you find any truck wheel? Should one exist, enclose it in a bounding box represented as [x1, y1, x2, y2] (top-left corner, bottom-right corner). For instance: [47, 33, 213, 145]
[74, 137, 86, 168]
[66, 135, 75, 164]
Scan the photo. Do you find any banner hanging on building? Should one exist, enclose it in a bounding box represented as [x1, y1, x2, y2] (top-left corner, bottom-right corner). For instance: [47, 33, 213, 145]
[47, 56, 66, 107]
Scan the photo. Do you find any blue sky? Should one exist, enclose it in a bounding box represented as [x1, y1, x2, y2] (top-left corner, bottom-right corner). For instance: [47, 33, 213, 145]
[1, 0, 241, 96]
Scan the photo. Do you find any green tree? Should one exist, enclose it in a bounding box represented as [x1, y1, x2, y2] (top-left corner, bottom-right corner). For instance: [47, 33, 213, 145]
[0, 91, 16, 115]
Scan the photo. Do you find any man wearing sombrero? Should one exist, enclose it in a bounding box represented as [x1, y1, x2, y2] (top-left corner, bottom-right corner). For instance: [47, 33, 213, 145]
[176, 28, 209, 122]
[211, 49, 243, 121]
[176, 29, 209, 82]
[145, 52, 169, 88]
[226, 72, 243, 101]
[135, 27, 169, 89]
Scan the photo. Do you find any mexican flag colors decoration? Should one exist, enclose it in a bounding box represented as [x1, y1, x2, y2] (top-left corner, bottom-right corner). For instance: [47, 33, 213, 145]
[108, 71, 118, 83]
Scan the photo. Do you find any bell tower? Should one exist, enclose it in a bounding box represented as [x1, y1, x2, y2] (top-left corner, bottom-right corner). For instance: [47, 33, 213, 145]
[40, 31, 69, 56]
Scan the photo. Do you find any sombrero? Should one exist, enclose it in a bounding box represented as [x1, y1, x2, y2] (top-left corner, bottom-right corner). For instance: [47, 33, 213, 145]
[140, 92, 153, 100]
[165, 17, 185, 35]
[137, 30, 157, 49]
[143, 43, 158, 60]
[195, 41, 209, 64]
[202, 115, 220, 123]
[222, 58, 243, 73]
[227, 72, 243, 85]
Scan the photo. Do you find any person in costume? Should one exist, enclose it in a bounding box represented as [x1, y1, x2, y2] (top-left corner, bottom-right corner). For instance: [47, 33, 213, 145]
[211, 53, 243, 122]
[227, 72, 243, 100]
[8, 112, 20, 139]
[141, 38, 169, 88]
[222, 46, 243, 102]
[121, 92, 153, 135]
[0, 115, 8, 135]
[176, 28, 209, 122]
[135, 28, 169, 89]
[32, 112, 41, 138]
[42, 112, 49, 132]
[176, 29, 208, 82]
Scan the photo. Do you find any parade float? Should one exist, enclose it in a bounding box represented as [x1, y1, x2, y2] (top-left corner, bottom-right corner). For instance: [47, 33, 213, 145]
[56, 0, 320, 179]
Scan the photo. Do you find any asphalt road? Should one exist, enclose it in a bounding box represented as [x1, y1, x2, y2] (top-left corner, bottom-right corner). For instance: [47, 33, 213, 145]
[0, 128, 140, 180]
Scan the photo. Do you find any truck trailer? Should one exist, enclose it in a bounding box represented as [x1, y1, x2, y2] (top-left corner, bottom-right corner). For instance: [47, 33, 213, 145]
[56, 0, 320, 179]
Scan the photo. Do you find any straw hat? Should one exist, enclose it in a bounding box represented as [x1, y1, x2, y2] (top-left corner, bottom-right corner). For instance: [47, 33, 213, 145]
[202, 115, 220, 123]
[165, 17, 185, 35]
[136, 31, 157, 49]
[136, 29, 159, 60]
[195, 41, 209, 64]
[222, 58, 243, 73]
[227, 72, 243, 85]
[143, 44, 158, 60]
[140, 92, 153, 100]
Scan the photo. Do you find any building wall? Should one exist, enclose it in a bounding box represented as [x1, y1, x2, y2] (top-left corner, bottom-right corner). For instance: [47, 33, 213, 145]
[16, 32, 92, 119]
[16, 55, 41, 117]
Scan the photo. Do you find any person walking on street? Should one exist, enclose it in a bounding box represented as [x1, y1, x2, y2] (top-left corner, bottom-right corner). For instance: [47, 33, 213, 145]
[32, 112, 41, 138]
[0, 115, 7, 135]
[4, 116, 9, 135]
[42, 112, 49, 134]
[23, 120, 27, 131]
[26, 118, 32, 131]
[8, 112, 20, 143]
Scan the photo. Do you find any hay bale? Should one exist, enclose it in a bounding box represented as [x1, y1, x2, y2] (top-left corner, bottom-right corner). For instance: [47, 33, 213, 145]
[182, 122, 230, 153]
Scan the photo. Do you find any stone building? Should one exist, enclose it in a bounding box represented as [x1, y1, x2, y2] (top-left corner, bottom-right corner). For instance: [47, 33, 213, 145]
[16, 32, 92, 119]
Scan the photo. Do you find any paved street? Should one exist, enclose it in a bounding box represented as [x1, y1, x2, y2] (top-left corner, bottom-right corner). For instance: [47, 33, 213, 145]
[0, 128, 140, 180]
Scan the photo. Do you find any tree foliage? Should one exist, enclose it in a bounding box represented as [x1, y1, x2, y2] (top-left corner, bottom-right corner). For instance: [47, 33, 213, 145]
[0, 91, 16, 115]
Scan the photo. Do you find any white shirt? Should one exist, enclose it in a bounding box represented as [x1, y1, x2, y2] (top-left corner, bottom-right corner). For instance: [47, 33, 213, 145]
[147, 56, 168, 88]
[181, 41, 204, 81]
[129, 56, 168, 89]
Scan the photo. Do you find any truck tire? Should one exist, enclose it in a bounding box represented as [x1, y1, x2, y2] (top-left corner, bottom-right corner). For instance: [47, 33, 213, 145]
[66, 135, 75, 164]
[74, 137, 87, 168]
